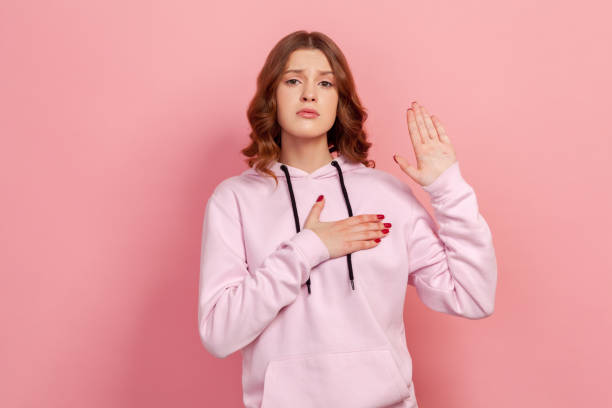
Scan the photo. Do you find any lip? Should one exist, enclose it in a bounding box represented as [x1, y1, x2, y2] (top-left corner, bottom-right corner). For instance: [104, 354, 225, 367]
[297, 108, 319, 117]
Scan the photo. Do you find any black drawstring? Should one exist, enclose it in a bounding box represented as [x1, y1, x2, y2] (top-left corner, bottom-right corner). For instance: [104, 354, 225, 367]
[279, 158, 356, 295]
[331, 160, 356, 290]
[279, 163, 311, 294]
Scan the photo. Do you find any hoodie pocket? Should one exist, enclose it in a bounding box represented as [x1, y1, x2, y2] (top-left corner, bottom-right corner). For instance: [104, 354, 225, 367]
[260, 348, 411, 408]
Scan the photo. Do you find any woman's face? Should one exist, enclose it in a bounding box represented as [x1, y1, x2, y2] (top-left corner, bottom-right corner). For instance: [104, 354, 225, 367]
[275, 48, 339, 143]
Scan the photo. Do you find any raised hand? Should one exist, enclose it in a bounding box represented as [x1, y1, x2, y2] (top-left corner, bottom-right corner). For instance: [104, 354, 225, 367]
[393, 101, 458, 187]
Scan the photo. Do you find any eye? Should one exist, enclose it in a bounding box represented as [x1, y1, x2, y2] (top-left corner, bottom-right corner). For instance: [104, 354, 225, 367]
[284, 79, 335, 87]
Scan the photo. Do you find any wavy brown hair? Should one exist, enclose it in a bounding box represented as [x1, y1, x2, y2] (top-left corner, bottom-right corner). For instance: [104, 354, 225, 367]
[241, 30, 376, 187]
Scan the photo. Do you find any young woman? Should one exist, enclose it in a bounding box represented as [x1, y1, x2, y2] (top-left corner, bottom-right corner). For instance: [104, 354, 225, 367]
[198, 30, 497, 408]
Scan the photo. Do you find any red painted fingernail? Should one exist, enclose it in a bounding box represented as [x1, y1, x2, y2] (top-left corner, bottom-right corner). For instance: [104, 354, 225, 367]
[377, 214, 385, 219]
[382, 229, 389, 234]
[375, 238, 381, 243]
[317, 195, 323, 202]
[384, 223, 391, 228]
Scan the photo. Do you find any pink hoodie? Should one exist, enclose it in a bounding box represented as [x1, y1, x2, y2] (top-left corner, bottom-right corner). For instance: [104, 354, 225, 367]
[198, 152, 498, 408]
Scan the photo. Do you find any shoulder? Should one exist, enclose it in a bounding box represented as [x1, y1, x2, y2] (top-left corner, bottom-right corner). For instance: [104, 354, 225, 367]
[212, 175, 241, 195]
[207, 169, 271, 205]
[204, 175, 244, 209]
[354, 165, 418, 202]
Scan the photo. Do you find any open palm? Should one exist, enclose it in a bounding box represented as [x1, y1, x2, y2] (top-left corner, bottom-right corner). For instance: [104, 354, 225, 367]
[393, 101, 458, 187]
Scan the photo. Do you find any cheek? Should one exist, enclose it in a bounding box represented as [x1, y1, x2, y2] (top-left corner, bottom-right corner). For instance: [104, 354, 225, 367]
[275, 90, 294, 127]
[323, 94, 339, 116]
[276, 88, 293, 114]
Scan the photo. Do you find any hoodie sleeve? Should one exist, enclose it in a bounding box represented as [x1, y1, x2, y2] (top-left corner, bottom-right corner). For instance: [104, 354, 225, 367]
[198, 186, 330, 358]
[405, 161, 498, 319]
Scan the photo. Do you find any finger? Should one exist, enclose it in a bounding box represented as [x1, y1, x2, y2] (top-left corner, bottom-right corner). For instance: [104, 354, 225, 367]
[345, 214, 384, 227]
[412, 101, 430, 144]
[394, 153, 421, 179]
[304, 194, 324, 224]
[346, 239, 379, 254]
[347, 228, 389, 242]
[350, 221, 391, 233]
[407, 108, 424, 146]
[431, 115, 450, 143]
[420, 105, 439, 142]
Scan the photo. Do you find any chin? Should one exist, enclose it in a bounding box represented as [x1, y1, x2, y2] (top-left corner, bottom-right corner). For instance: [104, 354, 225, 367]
[294, 126, 332, 137]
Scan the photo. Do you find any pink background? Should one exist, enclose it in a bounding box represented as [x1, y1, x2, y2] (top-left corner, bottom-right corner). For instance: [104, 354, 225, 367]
[1, 0, 611, 407]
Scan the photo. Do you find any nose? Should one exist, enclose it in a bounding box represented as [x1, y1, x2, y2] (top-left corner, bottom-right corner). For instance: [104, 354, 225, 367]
[301, 82, 317, 102]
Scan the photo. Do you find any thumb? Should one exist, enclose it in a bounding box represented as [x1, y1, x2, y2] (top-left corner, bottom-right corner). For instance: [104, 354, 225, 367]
[393, 153, 420, 181]
[304, 194, 325, 226]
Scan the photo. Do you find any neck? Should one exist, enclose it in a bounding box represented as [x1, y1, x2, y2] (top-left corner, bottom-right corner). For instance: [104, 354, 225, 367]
[278, 134, 334, 174]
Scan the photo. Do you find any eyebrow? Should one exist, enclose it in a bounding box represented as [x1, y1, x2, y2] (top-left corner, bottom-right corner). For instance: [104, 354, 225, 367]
[284, 69, 335, 76]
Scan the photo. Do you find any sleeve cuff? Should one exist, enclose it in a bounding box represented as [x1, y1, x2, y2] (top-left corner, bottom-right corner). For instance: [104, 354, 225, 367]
[289, 228, 331, 274]
[421, 161, 468, 200]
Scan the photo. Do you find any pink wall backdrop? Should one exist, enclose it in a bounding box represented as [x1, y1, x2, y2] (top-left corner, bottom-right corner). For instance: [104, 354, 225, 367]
[1, 0, 610, 406]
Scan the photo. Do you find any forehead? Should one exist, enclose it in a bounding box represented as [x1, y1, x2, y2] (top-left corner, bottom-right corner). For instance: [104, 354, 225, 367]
[284, 49, 333, 75]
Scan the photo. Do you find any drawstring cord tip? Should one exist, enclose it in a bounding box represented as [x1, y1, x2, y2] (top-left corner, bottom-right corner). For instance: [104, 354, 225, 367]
[350, 279, 355, 290]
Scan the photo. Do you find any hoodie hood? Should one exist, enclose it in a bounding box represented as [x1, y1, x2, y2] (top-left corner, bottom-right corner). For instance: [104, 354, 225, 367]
[243, 152, 367, 180]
